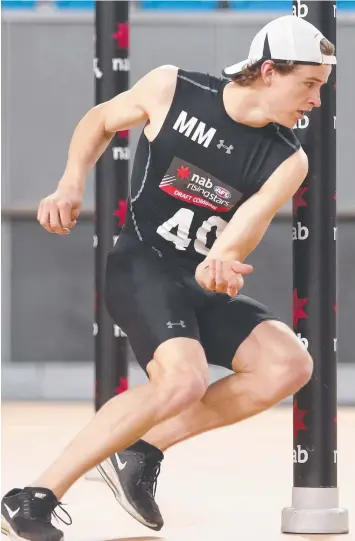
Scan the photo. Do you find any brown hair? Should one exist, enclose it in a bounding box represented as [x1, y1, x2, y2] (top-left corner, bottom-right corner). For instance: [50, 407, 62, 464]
[233, 38, 335, 86]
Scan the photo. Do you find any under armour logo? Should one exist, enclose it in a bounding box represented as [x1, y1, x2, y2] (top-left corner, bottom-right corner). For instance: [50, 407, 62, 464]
[166, 321, 186, 329]
[217, 140, 233, 154]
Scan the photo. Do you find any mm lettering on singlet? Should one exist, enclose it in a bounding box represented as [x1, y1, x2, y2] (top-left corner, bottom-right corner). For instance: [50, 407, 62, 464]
[173, 110, 216, 148]
[159, 157, 242, 213]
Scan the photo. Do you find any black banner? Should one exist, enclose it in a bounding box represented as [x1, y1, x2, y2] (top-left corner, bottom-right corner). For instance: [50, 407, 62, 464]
[94, 1, 129, 410]
[292, 1, 337, 487]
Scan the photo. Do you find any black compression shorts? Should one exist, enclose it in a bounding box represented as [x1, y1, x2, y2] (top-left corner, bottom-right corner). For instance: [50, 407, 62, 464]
[104, 234, 279, 373]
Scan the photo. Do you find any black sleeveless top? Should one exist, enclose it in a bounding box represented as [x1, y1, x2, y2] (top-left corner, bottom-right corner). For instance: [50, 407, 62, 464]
[120, 68, 300, 269]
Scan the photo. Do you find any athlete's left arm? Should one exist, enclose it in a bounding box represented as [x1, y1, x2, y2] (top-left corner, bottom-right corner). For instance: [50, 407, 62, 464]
[207, 148, 308, 262]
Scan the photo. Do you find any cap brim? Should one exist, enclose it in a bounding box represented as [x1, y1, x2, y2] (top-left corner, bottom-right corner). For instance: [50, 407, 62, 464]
[222, 59, 248, 77]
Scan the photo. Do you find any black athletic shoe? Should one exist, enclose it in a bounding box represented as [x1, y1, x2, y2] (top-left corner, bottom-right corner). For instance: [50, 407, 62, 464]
[97, 440, 164, 531]
[1, 486, 72, 541]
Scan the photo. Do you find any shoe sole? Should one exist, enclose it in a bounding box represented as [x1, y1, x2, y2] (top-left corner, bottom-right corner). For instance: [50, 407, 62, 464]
[96, 462, 161, 531]
[1, 516, 64, 541]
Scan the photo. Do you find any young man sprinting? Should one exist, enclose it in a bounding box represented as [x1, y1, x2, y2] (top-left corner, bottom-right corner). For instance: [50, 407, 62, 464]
[1, 15, 335, 541]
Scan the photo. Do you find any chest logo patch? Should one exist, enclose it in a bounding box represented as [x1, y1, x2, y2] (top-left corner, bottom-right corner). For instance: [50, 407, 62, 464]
[159, 157, 242, 213]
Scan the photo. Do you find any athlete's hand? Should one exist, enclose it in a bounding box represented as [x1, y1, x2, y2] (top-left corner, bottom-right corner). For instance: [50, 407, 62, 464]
[195, 258, 253, 297]
[37, 185, 83, 235]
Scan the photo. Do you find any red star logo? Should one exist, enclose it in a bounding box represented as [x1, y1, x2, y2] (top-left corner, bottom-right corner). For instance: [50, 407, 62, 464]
[115, 377, 128, 395]
[294, 400, 309, 439]
[118, 129, 129, 139]
[333, 305, 337, 312]
[113, 199, 127, 226]
[333, 193, 337, 201]
[177, 165, 190, 180]
[334, 416, 337, 424]
[293, 289, 308, 327]
[293, 187, 308, 215]
[112, 22, 129, 49]
[333, 82, 336, 89]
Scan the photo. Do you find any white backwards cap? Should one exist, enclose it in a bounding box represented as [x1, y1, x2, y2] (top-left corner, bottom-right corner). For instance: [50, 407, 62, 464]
[222, 15, 336, 77]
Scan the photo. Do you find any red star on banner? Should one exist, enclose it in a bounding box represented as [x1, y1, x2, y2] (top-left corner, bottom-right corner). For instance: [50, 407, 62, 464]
[334, 416, 337, 424]
[293, 289, 308, 327]
[177, 165, 190, 180]
[293, 187, 308, 215]
[333, 305, 337, 313]
[294, 400, 309, 439]
[333, 82, 337, 89]
[113, 200, 127, 226]
[115, 377, 128, 395]
[112, 22, 129, 49]
[118, 129, 129, 139]
[333, 193, 337, 201]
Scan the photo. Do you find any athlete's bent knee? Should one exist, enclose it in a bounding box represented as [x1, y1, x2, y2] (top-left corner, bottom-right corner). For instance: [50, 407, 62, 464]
[153, 370, 208, 419]
[148, 366, 208, 417]
[258, 347, 313, 408]
[284, 348, 313, 391]
[147, 338, 209, 416]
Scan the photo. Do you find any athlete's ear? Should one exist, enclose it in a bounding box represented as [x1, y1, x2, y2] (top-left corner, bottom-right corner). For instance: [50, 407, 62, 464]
[260, 60, 275, 86]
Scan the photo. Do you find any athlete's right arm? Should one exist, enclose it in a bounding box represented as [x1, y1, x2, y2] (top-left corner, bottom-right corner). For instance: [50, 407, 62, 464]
[37, 65, 178, 235]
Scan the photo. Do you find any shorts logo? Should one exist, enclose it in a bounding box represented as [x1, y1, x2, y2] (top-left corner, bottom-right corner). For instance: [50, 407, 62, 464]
[159, 157, 242, 213]
[166, 321, 186, 328]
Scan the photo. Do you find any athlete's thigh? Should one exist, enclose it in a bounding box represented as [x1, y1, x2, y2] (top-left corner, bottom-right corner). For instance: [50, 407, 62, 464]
[197, 293, 280, 371]
[104, 234, 200, 373]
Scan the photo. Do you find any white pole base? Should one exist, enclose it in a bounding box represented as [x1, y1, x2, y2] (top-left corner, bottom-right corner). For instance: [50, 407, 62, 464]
[282, 487, 349, 534]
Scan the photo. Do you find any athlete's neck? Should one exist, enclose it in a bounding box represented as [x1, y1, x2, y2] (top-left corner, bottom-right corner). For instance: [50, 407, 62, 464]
[223, 81, 273, 128]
